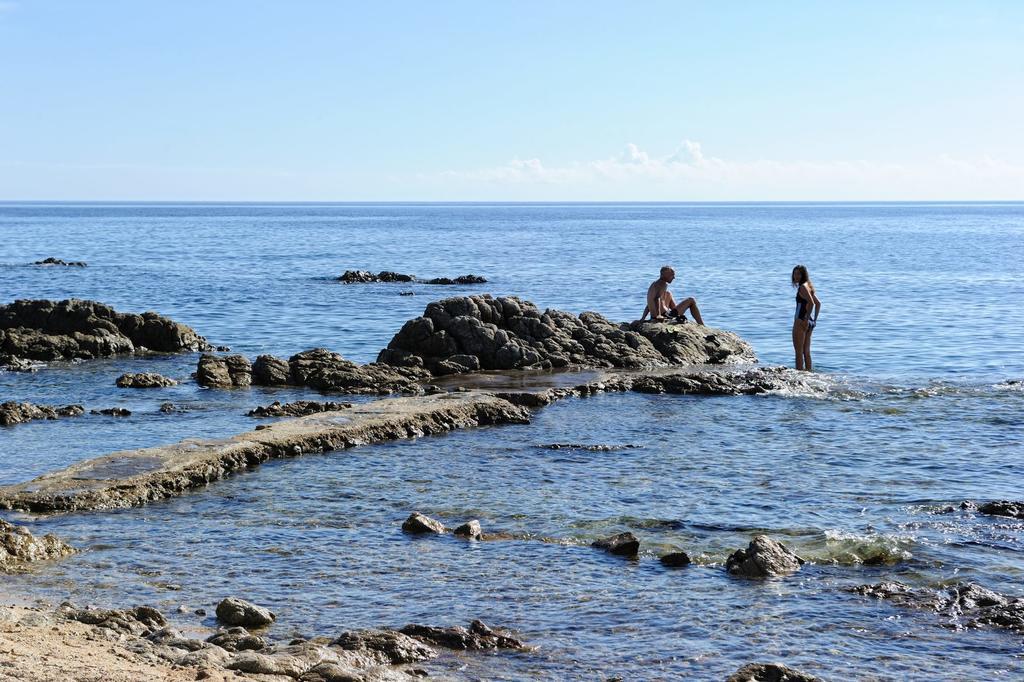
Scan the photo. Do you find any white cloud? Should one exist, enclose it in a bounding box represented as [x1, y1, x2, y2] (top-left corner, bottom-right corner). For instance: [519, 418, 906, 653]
[427, 141, 1024, 200]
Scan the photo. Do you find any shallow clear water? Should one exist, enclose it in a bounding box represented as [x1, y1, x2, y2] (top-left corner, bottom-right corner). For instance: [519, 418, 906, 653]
[2, 203, 1023, 679]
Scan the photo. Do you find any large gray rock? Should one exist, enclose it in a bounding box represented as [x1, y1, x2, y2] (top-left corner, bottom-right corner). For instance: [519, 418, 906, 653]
[378, 295, 754, 376]
[196, 354, 252, 388]
[727, 663, 822, 682]
[0, 519, 75, 571]
[453, 519, 483, 539]
[0, 299, 210, 365]
[726, 535, 804, 577]
[0, 401, 84, 427]
[215, 597, 275, 628]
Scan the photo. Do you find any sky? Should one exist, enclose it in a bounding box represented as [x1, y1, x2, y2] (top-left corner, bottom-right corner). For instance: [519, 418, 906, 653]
[1, 0, 1022, 201]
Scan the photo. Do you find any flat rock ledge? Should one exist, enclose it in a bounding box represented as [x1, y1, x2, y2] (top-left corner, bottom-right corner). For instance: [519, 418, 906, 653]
[726, 535, 804, 578]
[0, 298, 210, 366]
[0, 519, 75, 571]
[727, 662, 823, 682]
[0, 392, 531, 513]
[0, 602, 529, 682]
[0, 401, 84, 427]
[850, 580, 1024, 633]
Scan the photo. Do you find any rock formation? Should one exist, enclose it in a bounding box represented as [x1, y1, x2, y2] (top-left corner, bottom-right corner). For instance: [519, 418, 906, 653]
[398, 620, 525, 650]
[0, 401, 84, 427]
[453, 519, 483, 539]
[0, 299, 210, 366]
[0, 519, 75, 571]
[378, 295, 754, 376]
[116, 372, 178, 388]
[338, 270, 415, 283]
[726, 535, 804, 577]
[851, 580, 1024, 634]
[659, 551, 692, 567]
[977, 500, 1024, 519]
[32, 257, 87, 267]
[727, 662, 822, 682]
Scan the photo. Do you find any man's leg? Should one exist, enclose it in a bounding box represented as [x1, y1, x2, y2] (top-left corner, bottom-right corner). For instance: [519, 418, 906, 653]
[674, 297, 704, 325]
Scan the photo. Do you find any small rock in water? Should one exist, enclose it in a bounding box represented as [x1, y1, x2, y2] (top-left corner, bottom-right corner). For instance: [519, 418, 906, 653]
[159, 402, 178, 413]
[402, 512, 446, 535]
[453, 520, 483, 540]
[91, 407, 132, 417]
[659, 551, 692, 567]
[0, 519, 76, 570]
[196, 354, 252, 388]
[424, 274, 487, 285]
[338, 270, 416, 283]
[726, 535, 804, 577]
[0, 401, 85, 426]
[32, 257, 87, 267]
[215, 597, 275, 628]
[726, 662, 823, 682]
[592, 532, 640, 557]
[399, 291, 415, 296]
[116, 372, 178, 388]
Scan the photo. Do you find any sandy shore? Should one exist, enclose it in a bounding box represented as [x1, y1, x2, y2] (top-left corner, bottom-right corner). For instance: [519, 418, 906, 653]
[0, 604, 236, 682]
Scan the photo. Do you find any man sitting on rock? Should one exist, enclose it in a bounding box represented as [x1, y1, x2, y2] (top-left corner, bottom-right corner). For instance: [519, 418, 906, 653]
[640, 265, 704, 325]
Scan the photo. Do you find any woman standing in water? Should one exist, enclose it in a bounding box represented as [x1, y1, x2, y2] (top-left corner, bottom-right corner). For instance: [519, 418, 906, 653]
[792, 265, 821, 371]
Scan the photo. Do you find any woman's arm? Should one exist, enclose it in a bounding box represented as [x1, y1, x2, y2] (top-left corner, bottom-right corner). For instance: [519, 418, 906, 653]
[807, 284, 822, 321]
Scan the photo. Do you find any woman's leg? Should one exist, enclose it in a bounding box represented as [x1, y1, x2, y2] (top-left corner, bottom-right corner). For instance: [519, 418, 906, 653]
[792, 322, 806, 370]
[802, 326, 813, 371]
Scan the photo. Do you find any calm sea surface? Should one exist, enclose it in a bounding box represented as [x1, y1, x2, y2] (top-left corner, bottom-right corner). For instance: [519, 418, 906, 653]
[1, 203, 1023, 679]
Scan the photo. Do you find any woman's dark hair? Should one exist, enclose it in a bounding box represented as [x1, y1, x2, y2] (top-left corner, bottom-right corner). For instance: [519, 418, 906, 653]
[791, 264, 810, 287]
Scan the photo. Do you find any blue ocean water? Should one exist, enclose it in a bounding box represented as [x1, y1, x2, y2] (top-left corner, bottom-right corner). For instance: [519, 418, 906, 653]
[1, 203, 1023, 680]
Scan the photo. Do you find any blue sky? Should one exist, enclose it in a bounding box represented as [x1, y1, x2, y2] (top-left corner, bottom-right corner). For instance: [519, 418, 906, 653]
[1, 0, 1022, 200]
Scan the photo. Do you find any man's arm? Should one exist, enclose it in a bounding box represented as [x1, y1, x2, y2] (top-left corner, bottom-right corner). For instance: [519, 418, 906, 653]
[646, 282, 664, 320]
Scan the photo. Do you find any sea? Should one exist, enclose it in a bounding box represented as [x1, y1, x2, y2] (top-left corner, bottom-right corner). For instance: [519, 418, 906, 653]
[1, 202, 1022, 680]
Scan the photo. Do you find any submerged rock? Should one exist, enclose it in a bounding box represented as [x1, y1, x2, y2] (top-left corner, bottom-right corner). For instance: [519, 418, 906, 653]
[402, 512, 446, 535]
[196, 354, 252, 388]
[541, 443, 642, 451]
[453, 520, 483, 539]
[592, 532, 640, 557]
[977, 500, 1024, 520]
[378, 295, 754, 376]
[0, 298, 210, 365]
[215, 597, 275, 628]
[727, 662, 822, 682]
[0, 401, 84, 427]
[116, 372, 178, 388]
[851, 580, 1024, 636]
[32, 257, 87, 267]
[726, 535, 804, 577]
[247, 400, 352, 418]
[399, 620, 525, 650]
[0, 519, 75, 570]
[91, 407, 131, 417]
